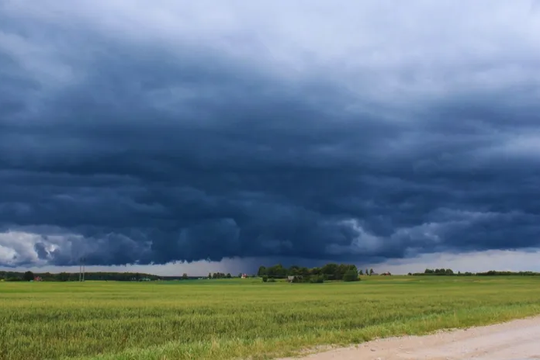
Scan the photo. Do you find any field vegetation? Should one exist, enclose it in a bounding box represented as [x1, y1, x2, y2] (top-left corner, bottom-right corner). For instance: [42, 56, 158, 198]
[1, 276, 540, 360]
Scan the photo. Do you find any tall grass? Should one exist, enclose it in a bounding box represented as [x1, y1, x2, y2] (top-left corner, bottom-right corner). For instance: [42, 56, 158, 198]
[1, 276, 540, 360]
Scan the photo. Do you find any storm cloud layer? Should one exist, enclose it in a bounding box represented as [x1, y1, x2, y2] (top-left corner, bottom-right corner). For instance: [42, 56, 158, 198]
[1, 1, 540, 267]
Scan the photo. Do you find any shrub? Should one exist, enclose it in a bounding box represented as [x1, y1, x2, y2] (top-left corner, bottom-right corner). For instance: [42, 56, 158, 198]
[309, 276, 324, 283]
[267, 278, 276, 282]
[343, 269, 359, 282]
[262, 276, 268, 282]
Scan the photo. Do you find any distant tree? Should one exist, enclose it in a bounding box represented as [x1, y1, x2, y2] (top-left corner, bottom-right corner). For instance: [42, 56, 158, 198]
[238, 273, 242, 278]
[321, 263, 338, 280]
[359, 269, 363, 275]
[226, 273, 231, 278]
[182, 273, 188, 280]
[23, 271, 34, 282]
[266, 264, 287, 278]
[369, 268, 374, 276]
[366, 269, 369, 276]
[57, 272, 69, 282]
[208, 273, 212, 279]
[343, 269, 359, 282]
[334, 264, 357, 280]
[257, 266, 267, 277]
[288, 265, 301, 276]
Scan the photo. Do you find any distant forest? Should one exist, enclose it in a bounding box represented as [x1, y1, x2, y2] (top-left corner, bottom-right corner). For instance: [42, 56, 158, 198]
[411, 269, 540, 276]
[0, 271, 185, 282]
[257, 263, 363, 281]
[1, 267, 539, 282]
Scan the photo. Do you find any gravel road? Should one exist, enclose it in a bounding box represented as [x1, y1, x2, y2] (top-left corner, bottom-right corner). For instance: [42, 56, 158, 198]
[280, 316, 540, 360]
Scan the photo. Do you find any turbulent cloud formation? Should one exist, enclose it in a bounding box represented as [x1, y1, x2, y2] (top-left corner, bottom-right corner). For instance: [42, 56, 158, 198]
[1, 1, 540, 267]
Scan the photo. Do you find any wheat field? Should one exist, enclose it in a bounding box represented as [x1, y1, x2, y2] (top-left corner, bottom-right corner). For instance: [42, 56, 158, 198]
[1, 276, 540, 360]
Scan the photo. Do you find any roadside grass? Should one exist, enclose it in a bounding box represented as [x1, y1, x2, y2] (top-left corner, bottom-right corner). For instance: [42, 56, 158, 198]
[1, 276, 539, 360]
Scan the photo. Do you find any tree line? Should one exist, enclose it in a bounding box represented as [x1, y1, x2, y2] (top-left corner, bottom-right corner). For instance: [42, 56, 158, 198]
[208, 272, 233, 279]
[0, 271, 161, 282]
[257, 263, 362, 282]
[4, 268, 537, 283]
[0, 270, 247, 282]
[410, 269, 540, 276]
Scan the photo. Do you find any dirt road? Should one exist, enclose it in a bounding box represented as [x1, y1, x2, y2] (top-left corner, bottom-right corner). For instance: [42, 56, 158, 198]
[281, 316, 540, 360]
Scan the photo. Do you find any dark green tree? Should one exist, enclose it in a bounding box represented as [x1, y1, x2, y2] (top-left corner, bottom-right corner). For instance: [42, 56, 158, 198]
[23, 271, 34, 282]
[343, 269, 359, 282]
[288, 265, 301, 276]
[257, 266, 267, 277]
[321, 263, 338, 280]
[266, 264, 287, 278]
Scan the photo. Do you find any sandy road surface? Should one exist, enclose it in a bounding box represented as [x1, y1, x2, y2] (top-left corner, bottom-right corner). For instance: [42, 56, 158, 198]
[281, 316, 540, 360]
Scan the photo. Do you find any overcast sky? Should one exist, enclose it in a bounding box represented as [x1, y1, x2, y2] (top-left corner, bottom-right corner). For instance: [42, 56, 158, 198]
[1, 1, 540, 275]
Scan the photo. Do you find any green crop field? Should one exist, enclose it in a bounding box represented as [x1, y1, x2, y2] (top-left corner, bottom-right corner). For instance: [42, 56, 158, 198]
[1, 276, 540, 360]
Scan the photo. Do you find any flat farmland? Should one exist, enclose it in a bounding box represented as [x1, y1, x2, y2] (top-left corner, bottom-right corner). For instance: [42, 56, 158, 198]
[1, 276, 540, 360]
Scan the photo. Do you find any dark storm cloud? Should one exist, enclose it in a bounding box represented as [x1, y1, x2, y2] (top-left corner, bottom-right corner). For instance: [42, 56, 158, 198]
[1, 1, 540, 267]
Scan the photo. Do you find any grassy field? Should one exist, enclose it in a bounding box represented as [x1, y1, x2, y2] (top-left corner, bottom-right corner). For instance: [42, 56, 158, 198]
[1, 276, 540, 360]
